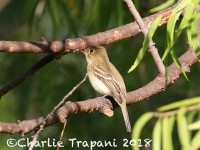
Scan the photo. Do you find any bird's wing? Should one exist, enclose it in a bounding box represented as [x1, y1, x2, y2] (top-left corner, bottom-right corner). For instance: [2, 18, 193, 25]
[92, 64, 123, 104]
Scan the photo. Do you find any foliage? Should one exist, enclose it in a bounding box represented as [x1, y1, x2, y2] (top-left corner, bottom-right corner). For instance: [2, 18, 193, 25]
[162, 0, 200, 80]
[0, 0, 199, 150]
[131, 0, 200, 149]
[128, 15, 162, 73]
[133, 97, 200, 150]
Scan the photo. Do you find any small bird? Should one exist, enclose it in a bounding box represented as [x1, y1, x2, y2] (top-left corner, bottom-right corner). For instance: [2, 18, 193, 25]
[82, 46, 131, 132]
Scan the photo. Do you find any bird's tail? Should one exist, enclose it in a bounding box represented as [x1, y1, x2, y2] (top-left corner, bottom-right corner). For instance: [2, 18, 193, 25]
[121, 104, 132, 132]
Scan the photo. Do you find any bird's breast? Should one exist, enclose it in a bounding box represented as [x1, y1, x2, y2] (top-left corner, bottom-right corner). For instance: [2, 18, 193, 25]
[87, 69, 111, 95]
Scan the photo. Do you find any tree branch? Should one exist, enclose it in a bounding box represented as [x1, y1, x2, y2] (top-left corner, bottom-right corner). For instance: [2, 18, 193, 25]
[0, 1, 198, 136]
[0, 4, 175, 98]
[0, 54, 56, 98]
[28, 74, 87, 150]
[123, 0, 165, 75]
[0, 49, 198, 134]
[0, 4, 175, 53]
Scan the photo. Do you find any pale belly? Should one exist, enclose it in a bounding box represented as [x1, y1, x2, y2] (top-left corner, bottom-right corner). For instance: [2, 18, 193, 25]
[88, 72, 111, 95]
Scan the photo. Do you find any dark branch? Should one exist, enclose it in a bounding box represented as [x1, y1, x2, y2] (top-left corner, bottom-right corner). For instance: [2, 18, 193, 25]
[0, 54, 57, 98]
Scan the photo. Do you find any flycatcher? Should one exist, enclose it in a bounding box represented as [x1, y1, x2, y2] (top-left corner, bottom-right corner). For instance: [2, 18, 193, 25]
[82, 46, 131, 132]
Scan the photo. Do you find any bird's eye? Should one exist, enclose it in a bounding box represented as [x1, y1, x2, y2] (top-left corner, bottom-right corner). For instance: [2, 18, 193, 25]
[89, 49, 94, 53]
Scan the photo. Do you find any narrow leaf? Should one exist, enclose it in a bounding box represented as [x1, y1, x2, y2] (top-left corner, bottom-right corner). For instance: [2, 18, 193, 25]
[170, 49, 189, 80]
[162, 116, 175, 150]
[187, 12, 200, 58]
[128, 15, 162, 73]
[191, 130, 200, 150]
[179, 0, 197, 29]
[158, 96, 200, 112]
[168, 116, 175, 150]
[187, 111, 198, 124]
[149, 0, 175, 13]
[132, 113, 153, 150]
[162, 0, 188, 60]
[177, 107, 190, 149]
[153, 119, 162, 150]
[188, 120, 200, 130]
[162, 117, 169, 150]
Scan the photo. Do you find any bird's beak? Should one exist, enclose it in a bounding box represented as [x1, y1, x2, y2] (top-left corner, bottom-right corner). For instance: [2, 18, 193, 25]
[80, 49, 85, 54]
[81, 48, 88, 54]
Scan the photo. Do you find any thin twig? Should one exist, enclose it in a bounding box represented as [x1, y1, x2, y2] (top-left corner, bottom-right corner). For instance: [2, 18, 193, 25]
[28, 125, 44, 150]
[45, 73, 87, 121]
[28, 74, 87, 150]
[123, 0, 166, 76]
[57, 122, 67, 150]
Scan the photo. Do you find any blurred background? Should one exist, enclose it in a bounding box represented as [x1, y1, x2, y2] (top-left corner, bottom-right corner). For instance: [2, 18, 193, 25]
[0, 0, 199, 149]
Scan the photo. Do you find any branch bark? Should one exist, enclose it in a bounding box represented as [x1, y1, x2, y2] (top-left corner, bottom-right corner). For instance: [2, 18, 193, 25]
[0, 4, 175, 98]
[0, 2, 199, 136]
[0, 49, 198, 134]
[0, 4, 175, 53]
[123, 0, 165, 75]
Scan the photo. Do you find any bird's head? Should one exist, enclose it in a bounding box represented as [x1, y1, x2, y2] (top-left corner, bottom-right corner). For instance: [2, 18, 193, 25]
[82, 46, 109, 63]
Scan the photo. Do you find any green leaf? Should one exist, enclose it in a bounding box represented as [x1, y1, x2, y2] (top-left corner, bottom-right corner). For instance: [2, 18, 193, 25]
[177, 107, 190, 150]
[149, 0, 175, 13]
[162, 116, 175, 150]
[191, 130, 200, 150]
[161, 11, 181, 60]
[179, 0, 197, 29]
[153, 119, 162, 150]
[174, 0, 200, 58]
[128, 15, 162, 73]
[162, 0, 188, 61]
[168, 116, 176, 149]
[187, 111, 198, 124]
[162, 1, 200, 61]
[187, 14, 200, 57]
[170, 49, 189, 80]
[162, 117, 169, 150]
[183, 0, 200, 57]
[162, 0, 200, 80]
[132, 113, 153, 150]
[188, 120, 200, 130]
[175, 14, 200, 39]
[162, 1, 190, 80]
[158, 96, 200, 112]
